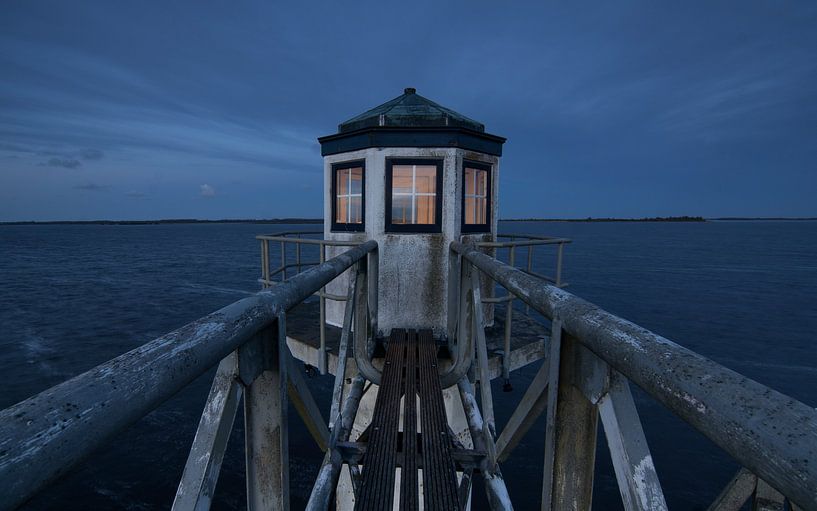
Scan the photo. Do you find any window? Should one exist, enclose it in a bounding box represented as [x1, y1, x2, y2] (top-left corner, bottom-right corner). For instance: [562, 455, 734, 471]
[331, 161, 365, 231]
[386, 159, 443, 233]
[462, 161, 491, 232]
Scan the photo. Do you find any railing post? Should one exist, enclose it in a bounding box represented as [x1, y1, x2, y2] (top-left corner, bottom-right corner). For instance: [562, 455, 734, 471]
[261, 239, 270, 289]
[318, 243, 327, 374]
[502, 246, 515, 391]
[280, 241, 287, 282]
[542, 322, 598, 510]
[295, 234, 302, 274]
[555, 243, 564, 288]
[525, 245, 533, 314]
[460, 262, 474, 379]
[244, 314, 289, 511]
[470, 268, 495, 438]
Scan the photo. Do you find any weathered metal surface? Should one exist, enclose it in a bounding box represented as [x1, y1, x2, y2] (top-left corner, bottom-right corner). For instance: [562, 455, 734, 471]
[357, 330, 405, 510]
[598, 370, 667, 511]
[244, 320, 289, 511]
[0, 240, 376, 511]
[333, 441, 485, 472]
[496, 357, 549, 463]
[330, 274, 357, 430]
[471, 270, 495, 437]
[458, 468, 474, 511]
[352, 265, 381, 385]
[754, 479, 785, 511]
[457, 378, 513, 511]
[305, 375, 366, 511]
[451, 240, 817, 509]
[401, 330, 419, 511]
[417, 329, 460, 510]
[542, 328, 598, 511]
[439, 264, 476, 389]
[706, 468, 757, 511]
[172, 353, 243, 511]
[284, 297, 546, 384]
[286, 353, 329, 452]
[540, 321, 561, 510]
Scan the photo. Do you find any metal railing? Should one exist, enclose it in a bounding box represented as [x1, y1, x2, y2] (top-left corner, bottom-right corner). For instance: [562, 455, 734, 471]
[475, 234, 571, 389]
[449, 240, 817, 510]
[256, 231, 364, 374]
[2, 233, 814, 510]
[0, 241, 379, 511]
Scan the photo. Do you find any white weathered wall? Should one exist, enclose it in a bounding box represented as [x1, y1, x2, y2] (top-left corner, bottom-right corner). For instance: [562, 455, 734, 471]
[323, 147, 499, 337]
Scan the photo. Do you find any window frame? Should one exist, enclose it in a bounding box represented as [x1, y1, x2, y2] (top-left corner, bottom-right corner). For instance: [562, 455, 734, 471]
[330, 160, 366, 232]
[461, 160, 492, 233]
[385, 158, 444, 233]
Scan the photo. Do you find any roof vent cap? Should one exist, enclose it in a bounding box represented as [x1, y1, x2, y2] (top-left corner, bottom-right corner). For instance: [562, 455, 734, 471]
[404, 87, 416, 95]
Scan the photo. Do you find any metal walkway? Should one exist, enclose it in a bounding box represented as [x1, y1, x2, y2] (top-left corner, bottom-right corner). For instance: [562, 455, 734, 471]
[355, 329, 460, 510]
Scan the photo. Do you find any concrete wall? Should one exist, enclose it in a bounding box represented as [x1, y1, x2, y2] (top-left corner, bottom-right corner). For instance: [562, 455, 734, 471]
[323, 147, 499, 337]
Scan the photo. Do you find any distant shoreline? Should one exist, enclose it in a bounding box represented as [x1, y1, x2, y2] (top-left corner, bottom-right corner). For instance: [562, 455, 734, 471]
[1, 216, 815, 226]
[0, 218, 324, 226]
[501, 216, 707, 223]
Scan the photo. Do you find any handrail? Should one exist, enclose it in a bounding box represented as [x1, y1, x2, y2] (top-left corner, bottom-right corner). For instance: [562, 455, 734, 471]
[0, 240, 378, 511]
[450, 240, 817, 509]
[473, 233, 570, 388]
[257, 231, 366, 373]
[477, 234, 571, 248]
[256, 232, 362, 247]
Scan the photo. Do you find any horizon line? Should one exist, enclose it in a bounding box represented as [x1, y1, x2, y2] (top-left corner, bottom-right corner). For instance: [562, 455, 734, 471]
[2, 216, 817, 226]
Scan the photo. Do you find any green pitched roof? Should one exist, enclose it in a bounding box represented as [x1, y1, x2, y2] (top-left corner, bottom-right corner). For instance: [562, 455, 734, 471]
[318, 88, 505, 156]
[338, 88, 485, 133]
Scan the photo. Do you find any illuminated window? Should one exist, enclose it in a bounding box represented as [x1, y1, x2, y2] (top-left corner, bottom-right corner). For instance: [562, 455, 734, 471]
[386, 159, 443, 233]
[462, 161, 491, 232]
[331, 161, 365, 231]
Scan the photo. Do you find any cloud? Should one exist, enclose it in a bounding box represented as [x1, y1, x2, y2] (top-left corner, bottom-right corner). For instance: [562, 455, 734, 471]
[125, 190, 146, 198]
[199, 183, 216, 197]
[47, 157, 82, 169]
[74, 183, 108, 191]
[80, 148, 104, 160]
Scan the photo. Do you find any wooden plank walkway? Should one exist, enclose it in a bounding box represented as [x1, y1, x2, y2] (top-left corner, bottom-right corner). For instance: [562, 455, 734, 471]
[356, 329, 459, 510]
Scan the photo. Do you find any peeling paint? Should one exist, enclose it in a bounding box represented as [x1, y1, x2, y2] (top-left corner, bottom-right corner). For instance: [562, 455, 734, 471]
[633, 455, 667, 510]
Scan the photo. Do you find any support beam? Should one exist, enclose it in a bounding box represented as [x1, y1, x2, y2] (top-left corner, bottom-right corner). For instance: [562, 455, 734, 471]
[496, 358, 549, 463]
[330, 273, 357, 430]
[173, 353, 243, 511]
[598, 371, 667, 511]
[753, 479, 785, 511]
[471, 270, 495, 438]
[706, 468, 756, 511]
[305, 375, 366, 511]
[458, 468, 474, 511]
[286, 353, 329, 452]
[542, 324, 598, 511]
[458, 378, 513, 511]
[244, 317, 289, 511]
[451, 240, 817, 509]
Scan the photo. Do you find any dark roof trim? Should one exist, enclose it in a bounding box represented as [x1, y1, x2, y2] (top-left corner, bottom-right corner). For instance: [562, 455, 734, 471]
[318, 127, 506, 157]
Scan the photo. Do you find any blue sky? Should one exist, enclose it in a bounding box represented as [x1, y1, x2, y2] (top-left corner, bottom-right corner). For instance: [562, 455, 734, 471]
[1, 1, 815, 221]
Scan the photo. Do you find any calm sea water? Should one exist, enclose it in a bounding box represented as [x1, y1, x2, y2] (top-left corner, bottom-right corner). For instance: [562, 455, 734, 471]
[1, 221, 815, 510]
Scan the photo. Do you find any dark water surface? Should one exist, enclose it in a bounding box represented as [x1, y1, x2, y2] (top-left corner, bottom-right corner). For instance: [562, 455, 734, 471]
[1, 221, 815, 510]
